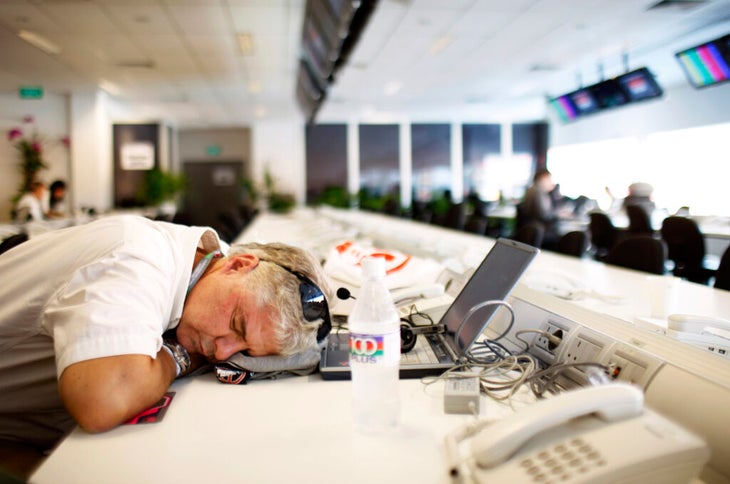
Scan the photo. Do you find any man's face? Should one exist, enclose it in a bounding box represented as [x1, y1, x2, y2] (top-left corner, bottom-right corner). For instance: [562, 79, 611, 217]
[177, 255, 280, 361]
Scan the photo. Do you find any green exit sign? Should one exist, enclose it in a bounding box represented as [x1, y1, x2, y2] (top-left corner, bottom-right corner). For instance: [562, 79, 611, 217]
[19, 86, 44, 99]
[206, 144, 222, 156]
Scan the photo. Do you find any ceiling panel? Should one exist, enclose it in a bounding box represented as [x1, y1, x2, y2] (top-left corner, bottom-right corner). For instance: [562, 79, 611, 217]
[167, 5, 231, 35]
[0, 0, 728, 126]
[104, 4, 176, 35]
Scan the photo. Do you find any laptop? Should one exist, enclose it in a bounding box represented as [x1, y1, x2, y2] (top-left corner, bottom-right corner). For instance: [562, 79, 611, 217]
[319, 238, 539, 380]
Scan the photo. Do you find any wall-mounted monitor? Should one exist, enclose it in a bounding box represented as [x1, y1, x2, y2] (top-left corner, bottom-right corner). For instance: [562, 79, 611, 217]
[569, 88, 600, 115]
[590, 79, 629, 109]
[675, 33, 730, 88]
[296, 0, 375, 122]
[549, 66, 663, 123]
[549, 95, 578, 123]
[301, 16, 334, 82]
[616, 67, 663, 102]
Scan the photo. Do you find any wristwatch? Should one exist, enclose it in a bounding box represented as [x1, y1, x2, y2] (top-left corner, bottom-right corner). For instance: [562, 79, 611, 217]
[161, 339, 192, 378]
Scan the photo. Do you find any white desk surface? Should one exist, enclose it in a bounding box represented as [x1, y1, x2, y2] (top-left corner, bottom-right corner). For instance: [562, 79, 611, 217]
[240, 207, 730, 327]
[32, 373, 534, 484]
[31, 207, 730, 483]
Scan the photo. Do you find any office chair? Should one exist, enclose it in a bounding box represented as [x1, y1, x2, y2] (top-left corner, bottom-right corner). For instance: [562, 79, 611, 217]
[0, 232, 29, 256]
[556, 230, 589, 258]
[411, 201, 432, 224]
[464, 213, 488, 235]
[441, 202, 466, 231]
[605, 236, 667, 275]
[588, 211, 620, 261]
[626, 204, 654, 236]
[713, 245, 730, 291]
[660, 216, 715, 284]
[511, 222, 544, 248]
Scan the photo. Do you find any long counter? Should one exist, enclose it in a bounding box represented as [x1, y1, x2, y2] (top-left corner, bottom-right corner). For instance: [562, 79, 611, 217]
[31, 207, 730, 483]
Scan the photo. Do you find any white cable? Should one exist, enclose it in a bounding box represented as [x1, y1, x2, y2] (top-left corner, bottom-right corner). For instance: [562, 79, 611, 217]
[454, 299, 515, 355]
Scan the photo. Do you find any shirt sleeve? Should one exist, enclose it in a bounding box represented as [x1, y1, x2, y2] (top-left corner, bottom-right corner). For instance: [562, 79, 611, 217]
[47, 241, 178, 378]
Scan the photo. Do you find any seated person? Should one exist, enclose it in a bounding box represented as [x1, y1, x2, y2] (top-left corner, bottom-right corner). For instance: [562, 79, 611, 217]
[48, 180, 68, 218]
[13, 181, 46, 222]
[521, 169, 563, 248]
[622, 182, 655, 216]
[0, 215, 334, 478]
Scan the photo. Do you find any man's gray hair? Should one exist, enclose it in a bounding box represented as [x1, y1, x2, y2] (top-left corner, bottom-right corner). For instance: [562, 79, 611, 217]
[227, 242, 333, 356]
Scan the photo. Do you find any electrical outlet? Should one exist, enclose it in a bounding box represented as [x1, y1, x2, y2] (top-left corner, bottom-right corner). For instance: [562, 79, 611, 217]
[557, 328, 614, 387]
[530, 319, 573, 365]
[601, 343, 664, 389]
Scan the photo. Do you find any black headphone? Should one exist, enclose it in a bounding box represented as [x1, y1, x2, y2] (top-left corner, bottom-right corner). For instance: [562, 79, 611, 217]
[337, 288, 444, 354]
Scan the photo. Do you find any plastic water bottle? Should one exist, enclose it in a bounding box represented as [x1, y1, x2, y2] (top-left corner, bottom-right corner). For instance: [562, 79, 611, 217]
[349, 257, 400, 432]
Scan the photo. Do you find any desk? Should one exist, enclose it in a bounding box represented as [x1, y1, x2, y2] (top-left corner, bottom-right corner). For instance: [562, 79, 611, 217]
[31, 207, 730, 483]
[31, 373, 534, 484]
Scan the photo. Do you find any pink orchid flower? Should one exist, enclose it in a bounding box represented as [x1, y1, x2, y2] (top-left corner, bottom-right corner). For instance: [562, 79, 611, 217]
[8, 128, 23, 142]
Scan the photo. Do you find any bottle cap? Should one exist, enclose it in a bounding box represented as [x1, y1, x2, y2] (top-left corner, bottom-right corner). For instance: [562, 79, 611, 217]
[361, 256, 385, 279]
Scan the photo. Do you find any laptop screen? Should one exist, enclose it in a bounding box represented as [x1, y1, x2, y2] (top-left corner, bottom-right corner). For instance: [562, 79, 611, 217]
[439, 238, 538, 352]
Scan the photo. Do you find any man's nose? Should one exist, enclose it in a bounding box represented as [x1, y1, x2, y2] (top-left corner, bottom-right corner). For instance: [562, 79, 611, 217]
[214, 336, 247, 361]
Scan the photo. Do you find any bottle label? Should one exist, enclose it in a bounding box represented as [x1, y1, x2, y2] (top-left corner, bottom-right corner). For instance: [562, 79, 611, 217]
[349, 332, 399, 365]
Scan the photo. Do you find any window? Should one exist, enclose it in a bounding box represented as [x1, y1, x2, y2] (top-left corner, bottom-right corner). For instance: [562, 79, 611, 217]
[359, 124, 400, 199]
[411, 124, 450, 202]
[548, 122, 730, 216]
[462, 124, 500, 201]
[305, 124, 347, 204]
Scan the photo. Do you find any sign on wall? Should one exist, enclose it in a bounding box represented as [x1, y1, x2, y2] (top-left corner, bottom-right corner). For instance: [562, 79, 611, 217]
[121, 142, 155, 170]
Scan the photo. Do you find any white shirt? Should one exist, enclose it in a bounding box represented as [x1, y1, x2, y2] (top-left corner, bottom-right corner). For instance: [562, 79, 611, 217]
[15, 192, 44, 222]
[0, 215, 220, 447]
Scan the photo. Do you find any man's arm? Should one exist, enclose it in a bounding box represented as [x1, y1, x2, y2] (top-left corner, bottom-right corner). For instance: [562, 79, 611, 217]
[58, 349, 177, 433]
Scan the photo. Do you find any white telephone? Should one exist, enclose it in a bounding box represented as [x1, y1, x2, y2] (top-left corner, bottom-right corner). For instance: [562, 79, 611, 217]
[391, 283, 454, 321]
[666, 314, 730, 360]
[445, 383, 709, 483]
[391, 282, 445, 305]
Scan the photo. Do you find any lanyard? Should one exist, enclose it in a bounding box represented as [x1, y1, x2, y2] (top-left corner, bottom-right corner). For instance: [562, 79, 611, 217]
[187, 250, 222, 294]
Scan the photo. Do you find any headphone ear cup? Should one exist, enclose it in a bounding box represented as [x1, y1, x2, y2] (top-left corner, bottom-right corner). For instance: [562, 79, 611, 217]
[400, 321, 417, 354]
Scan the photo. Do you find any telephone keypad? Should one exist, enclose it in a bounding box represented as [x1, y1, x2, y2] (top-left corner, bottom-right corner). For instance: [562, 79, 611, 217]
[519, 438, 606, 483]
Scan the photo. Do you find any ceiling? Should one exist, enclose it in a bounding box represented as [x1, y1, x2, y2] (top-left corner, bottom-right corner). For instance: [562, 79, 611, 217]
[1, 0, 729, 128]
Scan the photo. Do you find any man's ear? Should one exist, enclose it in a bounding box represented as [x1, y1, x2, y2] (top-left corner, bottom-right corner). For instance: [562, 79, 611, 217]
[225, 253, 259, 273]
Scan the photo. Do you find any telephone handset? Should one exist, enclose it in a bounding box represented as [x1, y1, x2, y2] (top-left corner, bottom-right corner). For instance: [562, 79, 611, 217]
[471, 383, 643, 468]
[666, 314, 730, 360]
[392, 283, 453, 322]
[446, 383, 709, 483]
[391, 283, 445, 305]
[667, 313, 730, 333]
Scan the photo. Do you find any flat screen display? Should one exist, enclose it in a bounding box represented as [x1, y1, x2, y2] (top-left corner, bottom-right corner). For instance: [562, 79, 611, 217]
[550, 95, 579, 123]
[617, 68, 663, 101]
[439, 238, 538, 351]
[302, 16, 334, 82]
[569, 88, 600, 115]
[675, 34, 730, 88]
[590, 79, 629, 109]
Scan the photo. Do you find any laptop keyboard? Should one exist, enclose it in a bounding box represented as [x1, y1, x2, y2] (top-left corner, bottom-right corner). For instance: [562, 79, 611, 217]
[328, 332, 440, 365]
[400, 336, 440, 365]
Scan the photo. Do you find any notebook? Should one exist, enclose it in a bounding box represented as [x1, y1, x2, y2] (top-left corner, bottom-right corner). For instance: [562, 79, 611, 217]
[319, 238, 539, 380]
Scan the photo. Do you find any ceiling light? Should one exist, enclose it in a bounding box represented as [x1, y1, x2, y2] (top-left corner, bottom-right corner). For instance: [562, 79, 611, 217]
[116, 59, 155, 69]
[237, 33, 255, 56]
[99, 79, 122, 96]
[428, 35, 453, 55]
[254, 106, 267, 118]
[18, 30, 61, 56]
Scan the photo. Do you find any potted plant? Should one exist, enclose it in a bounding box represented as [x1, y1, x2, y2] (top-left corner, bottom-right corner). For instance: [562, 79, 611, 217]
[6, 116, 55, 210]
[139, 168, 186, 214]
[260, 168, 296, 213]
